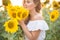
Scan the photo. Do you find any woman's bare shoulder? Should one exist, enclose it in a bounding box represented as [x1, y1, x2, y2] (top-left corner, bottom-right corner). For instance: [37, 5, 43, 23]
[36, 13, 44, 20]
[30, 13, 44, 21]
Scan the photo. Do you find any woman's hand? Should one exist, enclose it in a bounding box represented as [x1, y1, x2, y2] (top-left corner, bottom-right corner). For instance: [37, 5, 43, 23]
[18, 20, 25, 27]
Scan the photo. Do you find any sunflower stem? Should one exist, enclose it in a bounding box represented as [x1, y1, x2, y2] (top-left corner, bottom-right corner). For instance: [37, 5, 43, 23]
[8, 33, 14, 40]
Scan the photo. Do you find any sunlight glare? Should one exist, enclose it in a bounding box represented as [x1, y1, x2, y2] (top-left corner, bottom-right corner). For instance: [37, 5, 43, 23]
[10, 0, 23, 6]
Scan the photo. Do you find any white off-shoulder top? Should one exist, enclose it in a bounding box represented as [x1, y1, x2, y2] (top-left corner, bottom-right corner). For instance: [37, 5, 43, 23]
[24, 20, 49, 40]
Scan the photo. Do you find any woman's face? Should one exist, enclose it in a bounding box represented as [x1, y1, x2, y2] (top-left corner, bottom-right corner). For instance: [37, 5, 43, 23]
[23, 0, 36, 10]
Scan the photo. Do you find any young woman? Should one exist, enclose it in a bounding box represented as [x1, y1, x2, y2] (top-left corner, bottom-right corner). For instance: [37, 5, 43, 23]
[18, 0, 49, 40]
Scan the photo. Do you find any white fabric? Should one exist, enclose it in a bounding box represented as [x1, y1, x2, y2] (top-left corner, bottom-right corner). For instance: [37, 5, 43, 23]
[25, 20, 49, 40]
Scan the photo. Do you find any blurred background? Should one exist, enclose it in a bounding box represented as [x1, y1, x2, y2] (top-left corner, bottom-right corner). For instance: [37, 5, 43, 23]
[0, 0, 60, 40]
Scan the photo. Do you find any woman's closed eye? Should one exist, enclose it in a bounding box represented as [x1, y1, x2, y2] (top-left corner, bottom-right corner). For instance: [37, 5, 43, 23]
[27, 0, 33, 3]
[25, 0, 32, 3]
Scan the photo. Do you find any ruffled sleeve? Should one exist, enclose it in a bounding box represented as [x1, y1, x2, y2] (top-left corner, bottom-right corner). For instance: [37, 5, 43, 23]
[27, 20, 49, 31]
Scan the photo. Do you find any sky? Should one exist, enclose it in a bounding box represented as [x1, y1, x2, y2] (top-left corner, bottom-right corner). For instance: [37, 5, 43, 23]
[0, 0, 23, 6]
[10, 0, 23, 6]
[0, 0, 2, 6]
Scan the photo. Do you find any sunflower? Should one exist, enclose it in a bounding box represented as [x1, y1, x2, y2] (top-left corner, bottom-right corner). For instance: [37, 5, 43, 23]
[58, 2, 60, 7]
[44, 0, 50, 4]
[16, 7, 23, 20]
[8, 10, 17, 19]
[50, 10, 59, 22]
[52, 1, 59, 9]
[4, 19, 18, 33]
[21, 9, 29, 20]
[6, 5, 17, 19]
[17, 11, 22, 20]
[2, 0, 11, 6]
[17, 7, 29, 20]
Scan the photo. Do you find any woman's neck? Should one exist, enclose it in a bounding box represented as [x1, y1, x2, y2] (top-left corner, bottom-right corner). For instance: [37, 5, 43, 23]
[29, 9, 38, 17]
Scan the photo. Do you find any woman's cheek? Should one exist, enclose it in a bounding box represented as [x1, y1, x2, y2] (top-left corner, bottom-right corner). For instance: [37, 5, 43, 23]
[27, 3, 33, 9]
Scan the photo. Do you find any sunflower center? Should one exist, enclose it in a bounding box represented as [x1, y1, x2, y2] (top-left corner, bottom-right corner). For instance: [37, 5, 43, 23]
[22, 12, 26, 18]
[51, 15, 55, 19]
[8, 22, 14, 29]
[58, 2, 60, 4]
[56, 13, 57, 14]
[12, 13, 16, 18]
[18, 12, 21, 17]
[54, 4, 58, 7]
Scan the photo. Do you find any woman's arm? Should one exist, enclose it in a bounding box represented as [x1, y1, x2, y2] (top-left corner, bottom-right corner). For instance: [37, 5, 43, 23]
[19, 21, 41, 40]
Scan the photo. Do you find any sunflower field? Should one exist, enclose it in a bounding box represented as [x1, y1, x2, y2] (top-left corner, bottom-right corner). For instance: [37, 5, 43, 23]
[0, 0, 60, 40]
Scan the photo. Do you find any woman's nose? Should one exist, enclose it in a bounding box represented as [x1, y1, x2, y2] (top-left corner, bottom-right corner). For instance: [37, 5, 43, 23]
[25, 2, 28, 6]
